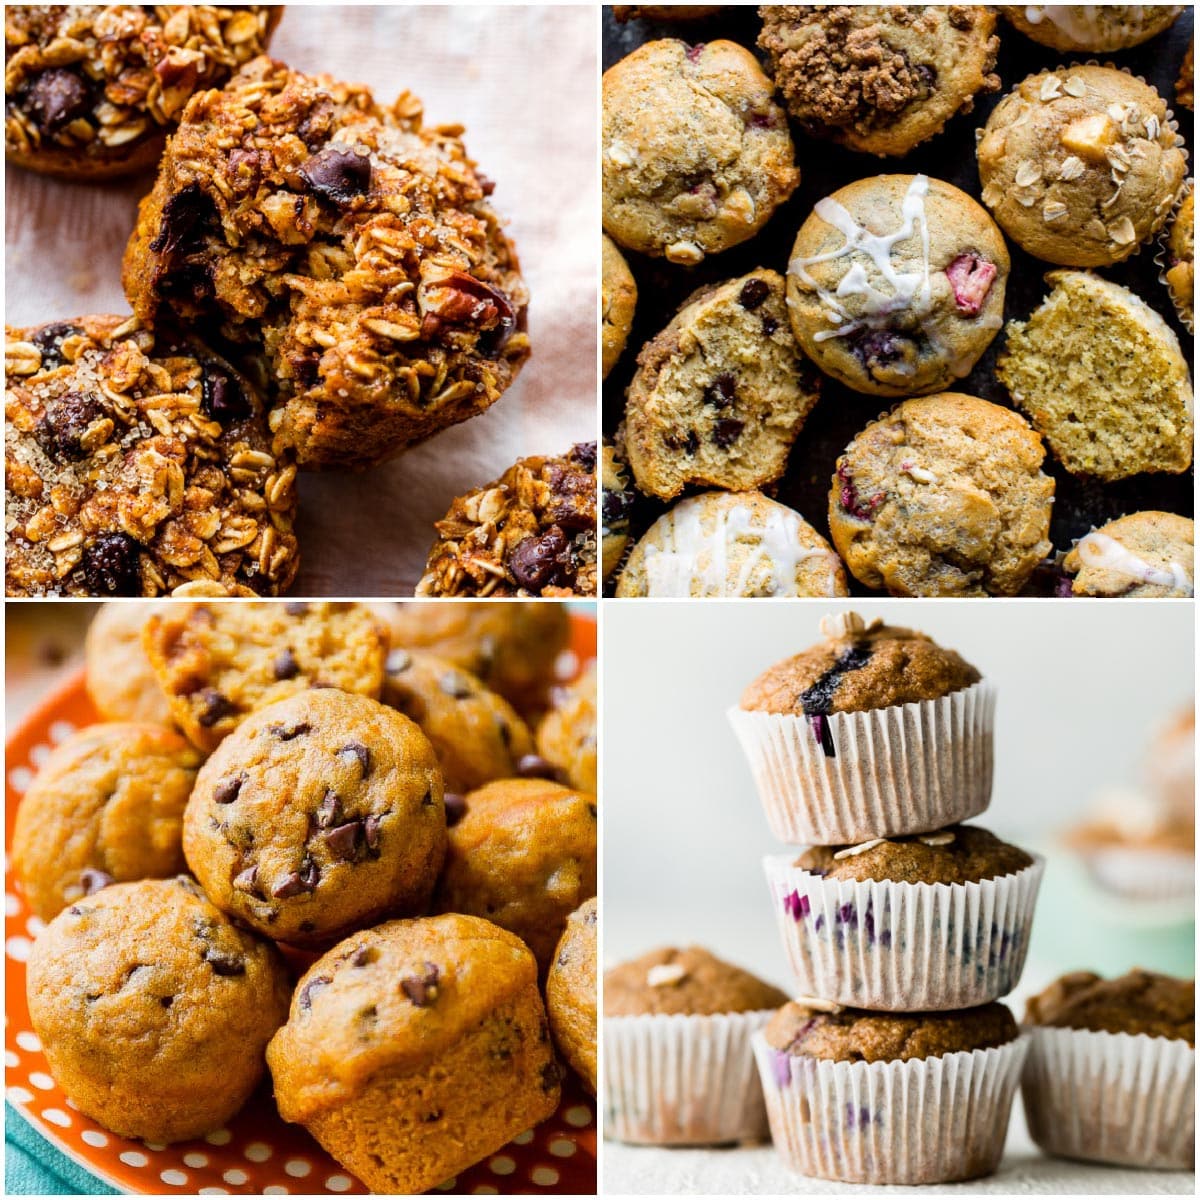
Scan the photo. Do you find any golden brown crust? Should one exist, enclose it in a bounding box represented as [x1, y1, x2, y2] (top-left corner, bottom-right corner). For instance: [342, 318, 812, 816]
[84, 602, 173, 725]
[604, 946, 788, 1016]
[1025, 970, 1194, 1044]
[602, 235, 638, 378]
[536, 663, 597, 793]
[546, 897, 597, 1091]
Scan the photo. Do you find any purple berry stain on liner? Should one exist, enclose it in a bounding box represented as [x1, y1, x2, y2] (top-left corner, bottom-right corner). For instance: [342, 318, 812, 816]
[771, 1049, 792, 1089]
[783, 890, 810, 921]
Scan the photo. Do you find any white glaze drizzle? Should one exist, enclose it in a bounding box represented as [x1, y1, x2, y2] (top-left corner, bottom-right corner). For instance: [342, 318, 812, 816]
[1024, 5, 1152, 41]
[1075, 531, 1193, 595]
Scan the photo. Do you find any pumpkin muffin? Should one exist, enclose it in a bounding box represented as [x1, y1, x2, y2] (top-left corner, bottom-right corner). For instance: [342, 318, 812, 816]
[1162, 185, 1194, 331]
[536, 662, 598, 794]
[546, 897, 598, 1092]
[1063, 512, 1194, 598]
[1000, 5, 1183, 52]
[602, 235, 638, 378]
[84, 602, 172, 726]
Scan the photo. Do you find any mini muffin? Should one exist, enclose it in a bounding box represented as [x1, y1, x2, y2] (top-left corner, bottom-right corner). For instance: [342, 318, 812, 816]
[731, 611, 993, 844]
[435, 778, 596, 973]
[1023, 970, 1195, 1169]
[604, 946, 788, 1145]
[1178, 39, 1194, 110]
[602, 439, 636, 581]
[1163, 185, 1194, 331]
[977, 66, 1187, 268]
[26, 876, 290, 1143]
[13, 723, 200, 922]
[603, 235, 638, 378]
[616, 491, 848, 598]
[536, 662, 598, 793]
[625, 270, 820, 500]
[829, 394, 1054, 597]
[1000, 5, 1183, 52]
[1063, 512, 1194, 598]
[759, 6, 1000, 157]
[767, 825, 1043, 1010]
[602, 39, 799, 264]
[997, 272, 1193, 482]
[84, 602, 172, 726]
[382, 649, 535, 794]
[184, 690, 446, 947]
[267, 914, 560, 1194]
[546, 897, 598, 1092]
[757, 1000, 1026, 1183]
[787, 176, 1009, 396]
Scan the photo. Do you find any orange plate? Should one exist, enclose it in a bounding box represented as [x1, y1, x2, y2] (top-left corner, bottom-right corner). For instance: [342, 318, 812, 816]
[4, 614, 597, 1196]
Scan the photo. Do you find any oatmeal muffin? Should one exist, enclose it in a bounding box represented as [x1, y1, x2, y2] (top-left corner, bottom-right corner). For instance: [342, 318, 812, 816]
[977, 66, 1187, 268]
[787, 175, 1009, 397]
[13, 723, 200, 923]
[602, 439, 635, 581]
[602, 38, 799, 264]
[1063, 512, 1194, 597]
[267, 914, 559, 1194]
[759, 6, 1000, 157]
[26, 876, 290, 1143]
[1178, 39, 1194, 110]
[185, 689, 446, 947]
[616, 491, 848, 598]
[829, 394, 1054, 596]
[435, 778, 596, 974]
[625, 270, 820, 500]
[144, 600, 387, 752]
[1163, 185, 1193, 331]
[4, 6, 280, 179]
[546, 897, 597, 1092]
[122, 56, 529, 471]
[382, 648, 535, 794]
[1000, 5, 1183, 52]
[602, 235, 638, 379]
[416, 442, 597, 598]
[536, 662, 598, 794]
[5, 315, 298, 597]
[84, 601, 172, 725]
[997, 272, 1193, 482]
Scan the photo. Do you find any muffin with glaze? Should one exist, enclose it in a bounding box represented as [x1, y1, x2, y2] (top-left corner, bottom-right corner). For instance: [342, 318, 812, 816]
[1000, 6, 1183, 52]
[1063, 512, 1194, 598]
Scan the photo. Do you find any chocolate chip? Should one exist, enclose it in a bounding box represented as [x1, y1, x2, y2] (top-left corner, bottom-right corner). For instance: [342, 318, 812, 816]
[386, 649, 412, 674]
[269, 721, 310, 741]
[713, 417, 744, 449]
[81, 533, 141, 596]
[438, 672, 471, 699]
[200, 364, 251, 424]
[363, 814, 381, 851]
[540, 1061, 563, 1092]
[738, 278, 770, 310]
[663, 429, 700, 456]
[34, 391, 103, 462]
[509, 526, 575, 592]
[272, 648, 300, 680]
[516, 754, 566, 783]
[400, 962, 441, 1007]
[24, 67, 89, 132]
[350, 945, 377, 967]
[299, 146, 372, 205]
[149, 183, 216, 256]
[298, 974, 331, 1011]
[213, 773, 245, 805]
[231, 865, 258, 893]
[702, 373, 737, 409]
[197, 688, 237, 727]
[29, 322, 82, 370]
[315, 789, 342, 829]
[79, 868, 113, 895]
[322, 820, 362, 861]
[602, 486, 633, 526]
[273, 859, 319, 898]
[569, 441, 598, 472]
[339, 742, 371, 776]
[156, 260, 215, 306]
[285, 602, 309, 615]
[444, 793, 467, 826]
[160, 995, 174, 1008]
[204, 947, 245, 977]
[761, 315, 779, 336]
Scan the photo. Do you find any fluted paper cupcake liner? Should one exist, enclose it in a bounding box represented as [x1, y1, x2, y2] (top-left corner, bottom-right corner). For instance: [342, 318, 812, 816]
[728, 681, 996, 845]
[754, 1031, 1029, 1185]
[1154, 177, 1194, 334]
[1081, 845, 1196, 902]
[763, 853, 1044, 1011]
[1021, 1026, 1195, 1169]
[603, 1010, 773, 1146]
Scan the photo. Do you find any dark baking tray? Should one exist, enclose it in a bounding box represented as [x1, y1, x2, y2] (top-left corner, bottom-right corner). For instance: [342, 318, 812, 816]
[602, 5, 1195, 596]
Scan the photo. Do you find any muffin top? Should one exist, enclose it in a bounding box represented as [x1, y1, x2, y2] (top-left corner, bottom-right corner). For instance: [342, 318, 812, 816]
[604, 946, 788, 1017]
[740, 611, 980, 716]
[1025, 970, 1195, 1045]
[766, 999, 1018, 1062]
[796, 824, 1033, 885]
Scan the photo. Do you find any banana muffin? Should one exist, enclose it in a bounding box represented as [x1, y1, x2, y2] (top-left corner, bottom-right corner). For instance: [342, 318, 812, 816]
[1163, 185, 1194, 331]
[1063, 512, 1194, 598]
[536, 662, 598, 794]
[1000, 5, 1183, 52]
[602, 439, 636, 581]
[603, 235, 638, 378]
[1027, 970, 1194, 1041]
[84, 602, 172, 726]
[546, 897, 598, 1092]
[605, 947, 788, 1017]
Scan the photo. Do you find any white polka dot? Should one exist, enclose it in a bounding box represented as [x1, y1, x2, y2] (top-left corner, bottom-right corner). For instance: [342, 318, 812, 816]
[30, 744, 52, 767]
[434, 1179, 458, 1193]
[511, 1129, 534, 1145]
[284, 1159, 312, 1178]
[221, 1169, 247, 1185]
[64, 1097, 79, 1111]
[263, 1187, 289, 1196]
[5, 1050, 19, 1069]
[489, 1155, 516, 1176]
[7, 1087, 34, 1105]
[29, 1072, 55, 1090]
[7, 937, 33, 962]
[244, 1141, 272, 1163]
[6, 893, 21, 917]
[143, 1142, 166, 1151]
[549, 1138, 577, 1157]
[16, 1031, 42, 1052]
[183, 1152, 209, 1168]
[324, 1176, 351, 1193]
[26, 915, 44, 938]
[8, 767, 33, 793]
[531, 1166, 560, 1186]
[473, 1189, 499, 1196]
[41, 1108, 71, 1128]
[564, 1105, 591, 1127]
[119, 1151, 149, 1168]
[206, 1128, 232, 1146]
[199, 1190, 230, 1195]
[81, 1130, 108, 1147]
[49, 720, 76, 744]
[160, 1169, 188, 1186]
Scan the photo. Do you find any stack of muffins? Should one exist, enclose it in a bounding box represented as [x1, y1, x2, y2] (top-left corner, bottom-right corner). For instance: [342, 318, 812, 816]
[728, 611, 1045, 1185]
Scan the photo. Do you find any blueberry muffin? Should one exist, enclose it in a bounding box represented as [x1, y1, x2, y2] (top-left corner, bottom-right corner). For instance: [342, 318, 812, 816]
[977, 66, 1187, 267]
[1063, 512, 1194, 597]
[5, 6, 281, 179]
[546, 897, 598, 1092]
[997, 271, 1193, 482]
[1027, 970, 1194, 1041]
[26, 876, 290, 1143]
[267, 914, 559, 1194]
[1163, 185, 1193, 331]
[84, 602, 172, 726]
[5, 315, 298, 597]
[605, 946, 788, 1017]
[602, 38, 799, 264]
[787, 175, 1009, 397]
[13, 723, 200, 922]
[603, 235, 638, 379]
[1000, 5, 1183, 52]
[122, 56, 528, 470]
[536, 662, 598, 794]
[625, 269, 820, 500]
[759, 6, 1000, 157]
[602, 439, 636, 581]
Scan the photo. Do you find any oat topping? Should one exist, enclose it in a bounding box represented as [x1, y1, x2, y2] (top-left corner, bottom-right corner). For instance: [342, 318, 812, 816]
[833, 837, 889, 859]
[646, 962, 688, 988]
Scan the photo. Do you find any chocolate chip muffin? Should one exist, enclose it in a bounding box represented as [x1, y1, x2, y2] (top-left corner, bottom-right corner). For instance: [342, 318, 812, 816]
[536, 662, 598, 794]
[26, 876, 290, 1143]
[759, 6, 1000, 157]
[602, 235, 638, 379]
[601, 438, 635, 581]
[5, 6, 281, 179]
[1063, 511, 1194, 597]
[1000, 5, 1183, 52]
[546, 897, 598, 1092]
[5, 315, 298, 597]
[84, 602, 172, 725]
[602, 38, 799, 264]
[1163, 185, 1194, 331]
[605, 947, 788, 1017]
[122, 56, 529, 470]
[185, 689, 445, 947]
[267, 914, 559, 1194]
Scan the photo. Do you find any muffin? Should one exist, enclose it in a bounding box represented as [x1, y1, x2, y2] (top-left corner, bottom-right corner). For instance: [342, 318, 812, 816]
[786, 176, 1009, 397]
[546, 897, 598, 1092]
[1162, 185, 1194, 331]
[1000, 6, 1183, 52]
[13, 723, 200, 922]
[766, 825, 1043, 1010]
[604, 946, 788, 1145]
[26, 876, 290, 1143]
[828, 393, 1055, 597]
[536, 662, 598, 794]
[1063, 512, 1194, 598]
[616, 491, 848, 598]
[1023, 970, 1195, 1169]
[977, 66, 1186, 267]
[730, 611, 993, 844]
[1178, 39, 1194, 110]
[602, 235, 638, 378]
[84, 602, 172, 726]
[757, 1000, 1027, 1183]
[759, 6, 1000, 157]
[997, 272, 1193, 482]
[602, 38, 799, 263]
[602, 439, 636, 581]
[624, 269, 820, 500]
[267, 914, 560, 1194]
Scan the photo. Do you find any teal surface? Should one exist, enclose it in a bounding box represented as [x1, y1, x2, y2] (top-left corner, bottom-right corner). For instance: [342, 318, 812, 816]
[6, 1104, 115, 1196]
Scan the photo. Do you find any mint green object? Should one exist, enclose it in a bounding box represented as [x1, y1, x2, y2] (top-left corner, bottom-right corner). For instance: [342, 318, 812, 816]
[6, 1104, 115, 1196]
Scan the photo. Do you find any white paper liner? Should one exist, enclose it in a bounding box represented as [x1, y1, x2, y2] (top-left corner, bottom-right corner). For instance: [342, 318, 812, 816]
[1154, 177, 1194, 334]
[603, 1010, 774, 1146]
[763, 854, 1044, 1011]
[1081, 846, 1196, 901]
[1021, 1026, 1195, 1169]
[754, 1031, 1029, 1185]
[728, 681, 996, 845]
